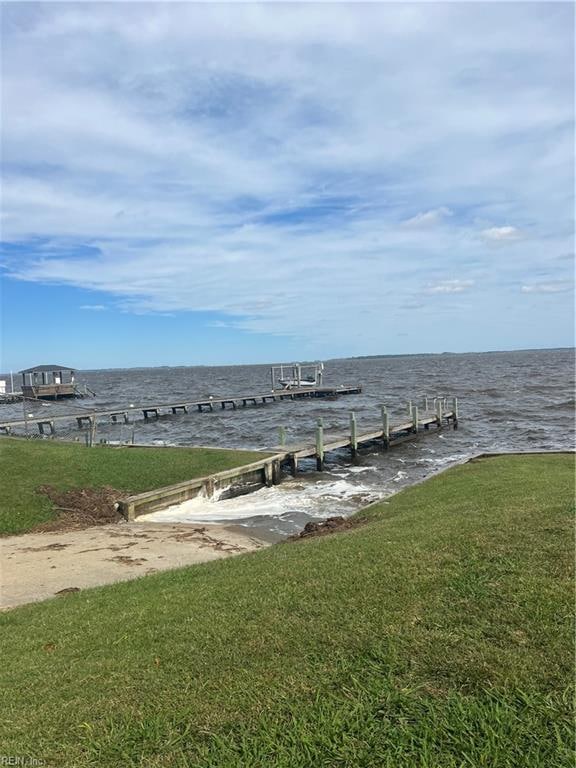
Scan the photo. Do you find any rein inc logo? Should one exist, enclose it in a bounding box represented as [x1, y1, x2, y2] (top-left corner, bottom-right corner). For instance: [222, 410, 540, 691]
[0, 759, 45, 766]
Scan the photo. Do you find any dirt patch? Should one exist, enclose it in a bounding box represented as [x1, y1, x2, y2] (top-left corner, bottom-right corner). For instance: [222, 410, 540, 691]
[168, 528, 246, 552]
[107, 555, 148, 566]
[21, 542, 68, 552]
[289, 516, 366, 540]
[34, 486, 127, 533]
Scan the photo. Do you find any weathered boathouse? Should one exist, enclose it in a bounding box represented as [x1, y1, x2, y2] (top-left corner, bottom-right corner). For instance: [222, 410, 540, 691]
[20, 365, 81, 400]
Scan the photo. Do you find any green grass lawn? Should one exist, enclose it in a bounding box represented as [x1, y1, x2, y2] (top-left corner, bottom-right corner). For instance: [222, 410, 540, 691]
[0, 438, 266, 535]
[1, 453, 573, 767]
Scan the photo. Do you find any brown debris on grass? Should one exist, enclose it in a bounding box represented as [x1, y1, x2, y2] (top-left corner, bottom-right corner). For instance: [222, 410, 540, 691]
[289, 515, 366, 540]
[34, 486, 127, 533]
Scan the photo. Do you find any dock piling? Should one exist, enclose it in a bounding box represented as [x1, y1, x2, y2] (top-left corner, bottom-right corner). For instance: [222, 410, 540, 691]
[289, 454, 298, 477]
[278, 426, 286, 447]
[350, 411, 358, 460]
[89, 416, 96, 447]
[315, 420, 325, 471]
[38, 420, 55, 435]
[435, 398, 443, 427]
[411, 405, 419, 433]
[381, 405, 390, 450]
[452, 397, 459, 429]
[272, 459, 282, 484]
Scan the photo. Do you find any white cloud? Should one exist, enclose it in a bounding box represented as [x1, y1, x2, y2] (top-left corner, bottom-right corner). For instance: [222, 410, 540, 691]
[403, 207, 453, 228]
[521, 281, 573, 294]
[425, 280, 475, 294]
[481, 226, 522, 242]
[0, 3, 573, 353]
[79, 304, 107, 311]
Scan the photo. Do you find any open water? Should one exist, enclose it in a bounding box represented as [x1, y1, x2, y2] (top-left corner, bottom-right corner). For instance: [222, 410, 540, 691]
[2, 348, 574, 535]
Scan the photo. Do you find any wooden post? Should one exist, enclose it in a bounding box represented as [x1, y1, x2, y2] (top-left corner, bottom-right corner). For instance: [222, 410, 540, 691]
[125, 502, 136, 522]
[411, 405, 419, 433]
[89, 415, 96, 447]
[407, 399, 413, 416]
[452, 397, 459, 419]
[423, 394, 429, 411]
[272, 459, 282, 485]
[278, 426, 286, 447]
[436, 398, 443, 427]
[316, 420, 324, 471]
[452, 397, 459, 430]
[381, 405, 389, 450]
[289, 453, 298, 477]
[350, 411, 358, 460]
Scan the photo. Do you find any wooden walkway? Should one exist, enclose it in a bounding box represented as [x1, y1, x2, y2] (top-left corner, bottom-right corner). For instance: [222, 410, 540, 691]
[120, 401, 459, 519]
[0, 385, 362, 435]
[280, 402, 458, 474]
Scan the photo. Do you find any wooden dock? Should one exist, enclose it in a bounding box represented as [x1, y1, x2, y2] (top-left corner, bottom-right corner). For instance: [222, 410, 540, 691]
[280, 400, 458, 474]
[0, 385, 362, 435]
[119, 399, 458, 520]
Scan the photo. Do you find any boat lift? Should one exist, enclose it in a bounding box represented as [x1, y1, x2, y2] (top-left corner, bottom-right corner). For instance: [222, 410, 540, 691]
[270, 362, 324, 390]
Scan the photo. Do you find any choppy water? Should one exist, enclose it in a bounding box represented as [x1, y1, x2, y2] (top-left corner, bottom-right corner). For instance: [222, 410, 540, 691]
[2, 349, 574, 535]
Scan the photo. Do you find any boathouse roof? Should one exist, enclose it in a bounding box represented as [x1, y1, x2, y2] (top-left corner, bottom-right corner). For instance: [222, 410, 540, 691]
[19, 365, 75, 374]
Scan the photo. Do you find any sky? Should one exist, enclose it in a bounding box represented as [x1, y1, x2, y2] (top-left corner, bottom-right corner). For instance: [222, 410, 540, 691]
[1, 1, 574, 371]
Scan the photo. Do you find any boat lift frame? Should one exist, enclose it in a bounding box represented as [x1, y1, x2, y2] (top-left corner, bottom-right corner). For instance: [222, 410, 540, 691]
[270, 362, 324, 390]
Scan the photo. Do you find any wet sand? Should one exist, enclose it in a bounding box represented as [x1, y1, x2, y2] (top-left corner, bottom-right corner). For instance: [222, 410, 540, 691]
[0, 522, 275, 610]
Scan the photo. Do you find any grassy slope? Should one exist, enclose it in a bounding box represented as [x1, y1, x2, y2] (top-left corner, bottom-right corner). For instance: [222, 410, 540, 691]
[0, 438, 266, 535]
[1, 453, 573, 767]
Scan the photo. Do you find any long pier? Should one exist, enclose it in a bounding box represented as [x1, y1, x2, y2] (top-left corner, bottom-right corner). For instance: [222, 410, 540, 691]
[0, 385, 361, 435]
[120, 399, 458, 520]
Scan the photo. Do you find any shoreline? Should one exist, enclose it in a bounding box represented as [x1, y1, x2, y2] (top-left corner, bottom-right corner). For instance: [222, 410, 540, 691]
[134, 448, 576, 530]
[2, 450, 572, 611]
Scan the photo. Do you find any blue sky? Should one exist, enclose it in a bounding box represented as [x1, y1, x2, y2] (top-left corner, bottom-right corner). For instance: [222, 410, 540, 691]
[1, 2, 574, 370]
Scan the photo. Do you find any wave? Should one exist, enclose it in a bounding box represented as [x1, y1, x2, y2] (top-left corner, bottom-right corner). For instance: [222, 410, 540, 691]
[543, 399, 575, 410]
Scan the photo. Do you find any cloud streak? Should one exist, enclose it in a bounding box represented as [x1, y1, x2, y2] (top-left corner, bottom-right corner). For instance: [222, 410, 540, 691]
[425, 280, 475, 295]
[481, 226, 523, 242]
[521, 281, 573, 294]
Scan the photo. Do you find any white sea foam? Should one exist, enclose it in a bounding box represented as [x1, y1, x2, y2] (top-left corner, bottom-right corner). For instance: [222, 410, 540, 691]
[331, 465, 375, 475]
[138, 475, 383, 525]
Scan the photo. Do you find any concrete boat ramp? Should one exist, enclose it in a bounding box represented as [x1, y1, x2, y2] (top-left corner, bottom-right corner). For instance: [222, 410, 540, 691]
[0, 522, 276, 610]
